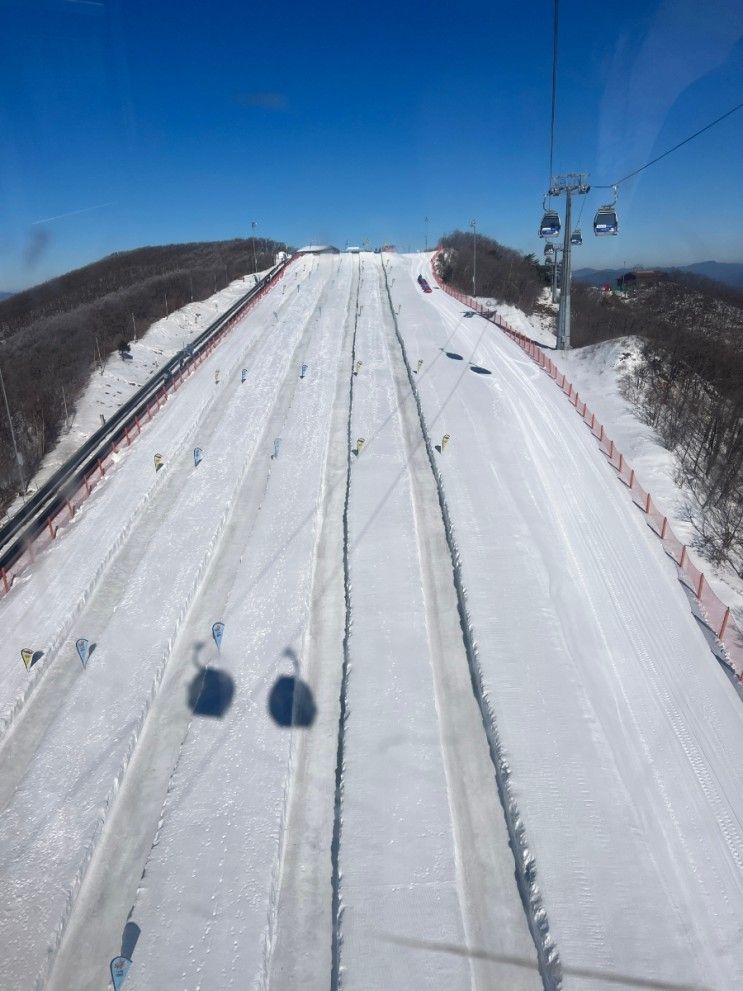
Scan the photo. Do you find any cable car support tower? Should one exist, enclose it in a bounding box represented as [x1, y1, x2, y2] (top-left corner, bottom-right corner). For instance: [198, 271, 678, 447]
[549, 173, 589, 350]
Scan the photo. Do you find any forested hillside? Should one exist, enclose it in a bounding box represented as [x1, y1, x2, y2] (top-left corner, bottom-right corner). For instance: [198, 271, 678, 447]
[0, 238, 285, 510]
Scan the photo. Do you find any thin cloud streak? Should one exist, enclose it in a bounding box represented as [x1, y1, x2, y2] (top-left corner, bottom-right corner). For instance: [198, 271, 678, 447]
[32, 202, 115, 225]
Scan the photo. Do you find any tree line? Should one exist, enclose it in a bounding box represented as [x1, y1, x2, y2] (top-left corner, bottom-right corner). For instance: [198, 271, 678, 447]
[616, 277, 743, 572]
[436, 231, 547, 313]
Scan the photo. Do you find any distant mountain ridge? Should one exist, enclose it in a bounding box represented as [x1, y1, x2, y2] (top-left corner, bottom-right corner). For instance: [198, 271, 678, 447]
[574, 261, 743, 290]
[0, 291, 13, 302]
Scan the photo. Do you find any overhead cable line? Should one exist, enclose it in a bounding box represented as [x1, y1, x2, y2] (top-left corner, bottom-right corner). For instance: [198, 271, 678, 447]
[548, 0, 559, 189]
[594, 99, 743, 188]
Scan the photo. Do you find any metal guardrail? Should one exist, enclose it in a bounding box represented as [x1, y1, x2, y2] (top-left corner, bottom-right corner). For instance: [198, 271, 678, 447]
[0, 258, 290, 574]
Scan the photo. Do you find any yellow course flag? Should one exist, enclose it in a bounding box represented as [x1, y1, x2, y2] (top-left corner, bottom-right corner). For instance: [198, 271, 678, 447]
[21, 648, 34, 671]
[441, 433, 451, 452]
[154, 454, 164, 472]
[355, 437, 365, 454]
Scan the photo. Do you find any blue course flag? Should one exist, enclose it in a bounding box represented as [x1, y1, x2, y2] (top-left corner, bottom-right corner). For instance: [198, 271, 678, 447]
[272, 438, 282, 460]
[76, 638, 90, 668]
[241, 368, 248, 383]
[300, 363, 308, 379]
[212, 622, 225, 651]
[110, 956, 132, 990]
[194, 447, 203, 468]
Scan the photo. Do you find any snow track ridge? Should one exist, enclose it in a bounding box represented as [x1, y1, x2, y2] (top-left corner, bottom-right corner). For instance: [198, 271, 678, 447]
[330, 257, 360, 991]
[379, 258, 562, 991]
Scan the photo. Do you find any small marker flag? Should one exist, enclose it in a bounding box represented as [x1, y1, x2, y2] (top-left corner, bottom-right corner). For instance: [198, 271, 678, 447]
[110, 956, 132, 990]
[441, 433, 451, 452]
[154, 454, 164, 472]
[21, 648, 34, 671]
[76, 638, 91, 668]
[300, 363, 308, 379]
[241, 368, 248, 383]
[194, 448, 203, 468]
[212, 622, 225, 652]
[272, 438, 282, 460]
[355, 437, 365, 454]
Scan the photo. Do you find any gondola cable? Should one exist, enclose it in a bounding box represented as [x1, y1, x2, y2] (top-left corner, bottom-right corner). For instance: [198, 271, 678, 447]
[594, 99, 743, 189]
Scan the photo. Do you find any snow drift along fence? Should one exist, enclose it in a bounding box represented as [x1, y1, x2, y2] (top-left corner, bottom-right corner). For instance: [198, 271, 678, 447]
[0, 257, 296, 599]
[430, 253, 743, 679]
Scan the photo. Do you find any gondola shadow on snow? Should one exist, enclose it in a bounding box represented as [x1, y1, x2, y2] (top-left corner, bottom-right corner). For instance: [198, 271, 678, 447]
[120, 921, 141, 961]
[441, 350, 464, 360]
[268, 648, 317, 728]
[187, 642, 235, 718]
[469, 365, 492, 375]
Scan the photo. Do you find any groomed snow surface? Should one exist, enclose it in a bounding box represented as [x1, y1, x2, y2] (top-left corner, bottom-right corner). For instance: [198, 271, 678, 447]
[0, 253, 742, 991]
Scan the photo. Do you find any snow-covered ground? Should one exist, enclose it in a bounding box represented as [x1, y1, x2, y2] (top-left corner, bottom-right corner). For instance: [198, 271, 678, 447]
[0, 254, 323, 988]
[551, 337, 743, 625]
[465, 278, 742, 627]
[1, 252, 742, 991]
[392, 251, 743, 989]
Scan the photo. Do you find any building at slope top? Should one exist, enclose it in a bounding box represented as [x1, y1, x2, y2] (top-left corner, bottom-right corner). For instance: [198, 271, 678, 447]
[297, 245, 340, 255]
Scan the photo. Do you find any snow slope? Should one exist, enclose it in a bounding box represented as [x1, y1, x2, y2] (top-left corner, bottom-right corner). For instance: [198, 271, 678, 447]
[338, 258, 540, 990]
[0, 254, 323, 989]
[388, 251, 743, 990]
[1, 252, 742, 991]
[122, 255, 353, 990]
[550, 337, 743, 625]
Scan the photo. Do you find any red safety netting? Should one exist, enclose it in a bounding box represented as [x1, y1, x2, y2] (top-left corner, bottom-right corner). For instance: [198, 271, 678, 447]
[431, 251, 743, 678]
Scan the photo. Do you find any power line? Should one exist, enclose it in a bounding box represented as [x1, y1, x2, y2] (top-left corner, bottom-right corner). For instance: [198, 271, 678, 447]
[548, 0, 559, 185]
[595, 99, 743, 188]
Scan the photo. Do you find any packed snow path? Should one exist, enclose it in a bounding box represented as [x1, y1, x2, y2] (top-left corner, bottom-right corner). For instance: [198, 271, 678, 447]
[387, 252, 743, 990]
[0, 253, 742, 990]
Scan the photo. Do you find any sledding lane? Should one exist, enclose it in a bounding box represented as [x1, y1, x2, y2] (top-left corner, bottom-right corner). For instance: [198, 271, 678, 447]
[0, 255, 318, 750]
[336, 255, 540, 990]
[0, 255, 333, 990]
[387, 252, 743, 991]
[117, 255, 354, 991]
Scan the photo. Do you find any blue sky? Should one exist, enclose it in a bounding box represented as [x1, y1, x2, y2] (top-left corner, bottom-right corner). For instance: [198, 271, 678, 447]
[1, 0, 742, 290]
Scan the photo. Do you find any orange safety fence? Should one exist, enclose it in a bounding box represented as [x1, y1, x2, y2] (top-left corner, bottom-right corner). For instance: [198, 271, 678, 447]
[430, 251, 743, 678]
[0, 259, 295, 599]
